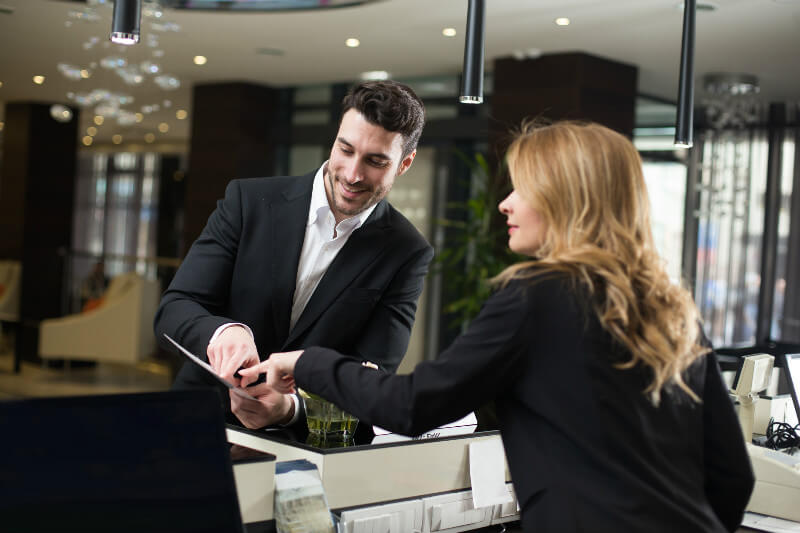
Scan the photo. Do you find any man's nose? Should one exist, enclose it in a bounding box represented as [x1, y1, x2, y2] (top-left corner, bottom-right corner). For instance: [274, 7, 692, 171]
[342, 160, 363, 183]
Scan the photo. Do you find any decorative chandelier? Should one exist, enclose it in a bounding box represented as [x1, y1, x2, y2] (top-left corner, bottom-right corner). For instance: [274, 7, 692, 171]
[58, 0, 182, 128]
[702, 73, 762, 130]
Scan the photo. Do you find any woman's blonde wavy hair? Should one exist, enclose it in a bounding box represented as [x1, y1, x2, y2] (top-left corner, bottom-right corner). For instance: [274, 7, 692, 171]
[493, 121, 708, 404]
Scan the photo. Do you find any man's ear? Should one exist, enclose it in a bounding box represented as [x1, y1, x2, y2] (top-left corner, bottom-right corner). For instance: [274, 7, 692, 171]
[396, 149, 417, 177]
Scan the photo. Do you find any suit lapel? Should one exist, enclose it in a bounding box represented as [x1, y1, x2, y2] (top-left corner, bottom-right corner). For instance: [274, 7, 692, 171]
[270, 172, 315, 343]
[285, 200, 391, 346]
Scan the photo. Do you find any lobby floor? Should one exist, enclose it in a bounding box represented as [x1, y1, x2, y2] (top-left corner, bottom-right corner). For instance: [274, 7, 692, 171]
[0, 335, 172, 400]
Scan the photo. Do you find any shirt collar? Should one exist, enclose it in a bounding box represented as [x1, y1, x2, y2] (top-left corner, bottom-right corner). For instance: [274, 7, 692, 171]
[308, 161, 378, 232]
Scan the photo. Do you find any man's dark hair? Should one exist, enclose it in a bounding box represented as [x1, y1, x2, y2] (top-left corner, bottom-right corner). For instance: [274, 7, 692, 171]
[341, 80, 426, 158]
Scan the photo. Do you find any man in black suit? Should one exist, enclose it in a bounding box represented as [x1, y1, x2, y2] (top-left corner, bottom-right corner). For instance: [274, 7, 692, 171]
[154, 81, 433, 429]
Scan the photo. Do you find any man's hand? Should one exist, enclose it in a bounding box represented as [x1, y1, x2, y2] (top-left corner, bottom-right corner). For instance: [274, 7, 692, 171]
[239, 350, 304, 394]
[207, 325, 259, 385]
[229, 383, 295, 429]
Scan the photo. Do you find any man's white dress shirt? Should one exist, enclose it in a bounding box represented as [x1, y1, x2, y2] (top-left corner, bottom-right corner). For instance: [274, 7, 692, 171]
[210, 162, 377, 425]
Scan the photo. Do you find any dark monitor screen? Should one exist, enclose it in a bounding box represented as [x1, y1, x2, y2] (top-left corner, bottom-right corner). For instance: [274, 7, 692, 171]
[783, 353, 800, 423]
[0, 390, 244, 533]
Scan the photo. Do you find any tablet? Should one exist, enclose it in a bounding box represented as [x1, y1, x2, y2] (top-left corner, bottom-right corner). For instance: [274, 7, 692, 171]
[163, 333, 257, 401]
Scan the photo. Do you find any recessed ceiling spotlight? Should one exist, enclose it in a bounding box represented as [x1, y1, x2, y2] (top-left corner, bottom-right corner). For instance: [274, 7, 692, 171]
[135, 112, 144, 123]
[442, 27, 457, 37]
[158, 122, 169, 133]
[0, 122, 4, 131]
[80, 69, 91, 79]
[32, 75, 45, 85]
[255, 47, 285, 56]
[82, 136, 93, 146]
[87, 126, 98, 136]
[555, 17, 570, 26]
[176, 109, 188, 120]
[112, 134, 123, 144]
[144, 132, 155, 143]
[0, 81, 4, 88]
[94, 115, 104, 126]
[345, 38, 360, 48]
[193, 55, 207, 65]
[677, 1, 718, 11]
[360, 70, 390, 81]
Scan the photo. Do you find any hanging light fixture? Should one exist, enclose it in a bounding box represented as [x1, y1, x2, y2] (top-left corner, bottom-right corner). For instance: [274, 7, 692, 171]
[674, 0, 696, 147]
[459, 0, 485, 104]
[110, 0, 142, 45]
[702, 73, 761, 129]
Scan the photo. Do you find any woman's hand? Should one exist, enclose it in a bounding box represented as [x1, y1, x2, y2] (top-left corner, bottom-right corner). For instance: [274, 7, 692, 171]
[239, 349, 304, 394]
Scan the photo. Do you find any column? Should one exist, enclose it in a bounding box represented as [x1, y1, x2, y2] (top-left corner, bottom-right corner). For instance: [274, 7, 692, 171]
[0, 102, 79, 365]
[184, 82, 281, 249]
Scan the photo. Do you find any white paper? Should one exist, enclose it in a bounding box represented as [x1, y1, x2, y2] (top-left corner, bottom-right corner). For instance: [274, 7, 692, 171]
[372, 412, 477, 436]
[742, 512, 800, 532]
[469, 438, 513, 508]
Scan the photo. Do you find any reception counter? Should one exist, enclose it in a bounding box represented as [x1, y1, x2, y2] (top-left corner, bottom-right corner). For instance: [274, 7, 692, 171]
[228, 424, 520, 532]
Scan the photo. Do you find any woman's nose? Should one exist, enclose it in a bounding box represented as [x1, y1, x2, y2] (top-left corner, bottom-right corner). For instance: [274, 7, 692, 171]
[498, 193, 512, 214]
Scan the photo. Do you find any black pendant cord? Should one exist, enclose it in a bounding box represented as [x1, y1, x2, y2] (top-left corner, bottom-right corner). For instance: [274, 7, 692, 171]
[459, 0, 485, 104]
[675, 0, 696, 147]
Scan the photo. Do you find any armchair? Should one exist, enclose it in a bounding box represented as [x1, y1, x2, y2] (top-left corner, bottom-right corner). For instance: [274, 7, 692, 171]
[38, 272, 161, 365]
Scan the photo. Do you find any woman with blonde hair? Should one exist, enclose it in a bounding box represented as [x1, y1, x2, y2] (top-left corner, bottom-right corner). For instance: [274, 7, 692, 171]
[241, 121, 754, 532]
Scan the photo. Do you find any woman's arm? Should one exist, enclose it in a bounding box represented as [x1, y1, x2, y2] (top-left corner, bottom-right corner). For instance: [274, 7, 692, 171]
[245, 283, 532, 436]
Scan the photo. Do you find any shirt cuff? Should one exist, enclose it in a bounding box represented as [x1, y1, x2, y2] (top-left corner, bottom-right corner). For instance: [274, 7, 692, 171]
[209, 322, 254, 345]
[279, 393, 301, 427]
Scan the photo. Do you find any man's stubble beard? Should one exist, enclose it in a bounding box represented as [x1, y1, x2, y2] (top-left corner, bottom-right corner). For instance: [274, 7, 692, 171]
[327, 171, 389, 218]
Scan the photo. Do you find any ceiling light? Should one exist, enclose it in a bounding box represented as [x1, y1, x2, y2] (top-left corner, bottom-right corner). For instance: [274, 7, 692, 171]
[50, 104, 73, 123]
[110, 0, 141, 45]
[703, 73, 759, 96]
[87, 126, 97, 136]
[360, 70, 390, 81]
[32, 75, 45, 85]
[460, 0, 485, 104]
[701, 73, 761, 129]
[0, 122, 4, 131]
[82, 136, 93, 146]
[345, 38, 360, 48]
[176, 109, 187, 120]
[112, 134, 123, 144]
[135, 112, 144, 122]
[144, 133, 155, 143]
[158, 122, 169, 133]
[442, 27, 457, 37]
[555, 17, 570, 26]
[94, 115, 104, 126]
[0, 81, 4, 88]
[255, 47, 285, 56]
[80, 69, 91, 79]
[193, 55, 207, 65]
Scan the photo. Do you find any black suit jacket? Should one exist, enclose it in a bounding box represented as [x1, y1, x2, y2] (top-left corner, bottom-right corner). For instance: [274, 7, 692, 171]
[295, 275, 755, 533]
[155, 172, 433, 392]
